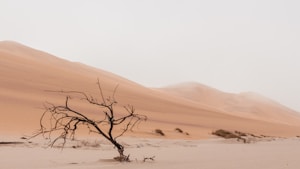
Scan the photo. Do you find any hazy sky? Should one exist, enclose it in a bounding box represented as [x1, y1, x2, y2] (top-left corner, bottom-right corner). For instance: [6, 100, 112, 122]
[1, 0, 300, 111]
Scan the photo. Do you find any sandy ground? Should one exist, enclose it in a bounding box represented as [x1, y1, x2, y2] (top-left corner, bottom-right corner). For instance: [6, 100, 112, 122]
[1, 137, 300, 169]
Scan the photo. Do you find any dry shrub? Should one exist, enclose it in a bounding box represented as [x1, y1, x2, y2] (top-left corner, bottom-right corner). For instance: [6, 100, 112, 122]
[212, 129, 239, 139]
[155, 129, 165, 136]
[175, 128, 183, 133]
[175, 128, 190, 136]
[213, 129, 277, 143]
[212, 129, 247, 143]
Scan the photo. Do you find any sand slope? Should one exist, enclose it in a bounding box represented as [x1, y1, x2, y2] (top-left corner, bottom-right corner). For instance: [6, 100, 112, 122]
[159, 82, 300, 125]
[1, 41, 300, 138]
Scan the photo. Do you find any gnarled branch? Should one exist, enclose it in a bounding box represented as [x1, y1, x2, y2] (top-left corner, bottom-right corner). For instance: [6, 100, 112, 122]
[31, 81, 147, 161]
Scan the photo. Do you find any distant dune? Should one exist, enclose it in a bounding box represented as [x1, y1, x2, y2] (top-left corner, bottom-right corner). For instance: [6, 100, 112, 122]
[1, 41, 300, 138]
[159, 82, 300, 125]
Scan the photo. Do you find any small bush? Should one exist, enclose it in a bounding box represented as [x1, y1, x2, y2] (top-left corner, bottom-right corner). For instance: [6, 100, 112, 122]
[175, 128, 190, 136]
[175, 128, 183, 133]
[212, 129, 247, 143]
[155, 129, 165, 136]
[212, 129, 239, 139]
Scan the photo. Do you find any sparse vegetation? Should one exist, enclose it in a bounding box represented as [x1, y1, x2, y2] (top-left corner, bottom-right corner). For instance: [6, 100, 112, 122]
[31, 79, 147, 162]
[212, 129, 275, 143]
[175, 128, 190, 136]
[212, 129, 240, 139]
[212, 129, 246, 143]
[155, 129, 165, 136]
[175, 128, 183, 133]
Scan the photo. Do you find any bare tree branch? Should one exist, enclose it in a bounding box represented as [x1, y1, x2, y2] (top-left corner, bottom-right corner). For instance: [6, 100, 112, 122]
[31, 81, 147, 162]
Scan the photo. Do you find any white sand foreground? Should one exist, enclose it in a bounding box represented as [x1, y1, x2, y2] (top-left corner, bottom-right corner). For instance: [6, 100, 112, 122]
[1, 137, 300, 169]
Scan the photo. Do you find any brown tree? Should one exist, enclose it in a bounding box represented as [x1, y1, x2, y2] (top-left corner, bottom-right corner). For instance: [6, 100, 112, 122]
[32, 80, 147, 161]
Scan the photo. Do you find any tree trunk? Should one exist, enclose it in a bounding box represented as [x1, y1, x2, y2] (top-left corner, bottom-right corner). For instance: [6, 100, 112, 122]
[112, 140, 129, 162]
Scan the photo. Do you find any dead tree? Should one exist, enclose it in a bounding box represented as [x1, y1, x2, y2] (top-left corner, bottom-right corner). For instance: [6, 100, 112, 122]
[32, 80, 147, 162]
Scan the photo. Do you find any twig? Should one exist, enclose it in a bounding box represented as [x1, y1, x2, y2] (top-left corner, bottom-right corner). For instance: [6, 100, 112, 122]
[143, 156, 156, 162]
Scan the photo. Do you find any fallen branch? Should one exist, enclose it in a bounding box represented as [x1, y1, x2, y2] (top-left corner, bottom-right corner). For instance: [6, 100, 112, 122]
[143, 156, 155, 162]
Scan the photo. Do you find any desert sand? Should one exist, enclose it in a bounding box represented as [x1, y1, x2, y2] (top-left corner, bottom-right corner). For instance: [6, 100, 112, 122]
[1, 41, 300, 168]
[2, 137, 300, 169]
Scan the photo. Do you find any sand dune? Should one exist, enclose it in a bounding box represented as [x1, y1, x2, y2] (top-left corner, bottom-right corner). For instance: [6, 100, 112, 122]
[1, 41, 300, 138]
[159, 82, 300, 125]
